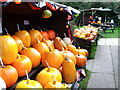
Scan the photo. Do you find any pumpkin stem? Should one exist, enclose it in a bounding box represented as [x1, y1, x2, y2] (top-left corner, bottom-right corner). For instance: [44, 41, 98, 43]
[78, 47, 80, 50]
[0, 57, 5, 68]
[25, 70, 30, 84]
[62, 47, 65, 51]
[53, 80, 57, 85]
[51, 75, 56, 85]
[17, 24, 20, 31]
[64, 33, 67, 38]
[17, 54, 21, 59]
[71, 40, 73, 44]
[4, 28, 10, 35]
[65, 57, 69, 60]
[45, 61, 51, 72]
[44, 40, 53, 52]
[20, 42, 27, 50]
[34, 34, 40, 43]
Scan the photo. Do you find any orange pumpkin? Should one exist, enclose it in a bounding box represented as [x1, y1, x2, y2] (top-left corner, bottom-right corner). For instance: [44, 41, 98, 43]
[43, 39, 54, 49]
[11, 35, 23, 52]
[15, 30, 31, 48]
[0, 35, 18, 64]
[61, 51, 76, 65]
[12, 54, 32, 77]
[42, 48, 64, 69]
[76, 54, 87, 67]
[67, 45, 77, 52]
[41, 31, 49, 40]
[29, 29, 42, 46]
[20, 47, 41, 68]
[0, 65, 18, 88]
[33, 37, 49, 56]
[54, 37, 68, 51]
[62, 57, 76, 83]
[47, 30, 56, 40]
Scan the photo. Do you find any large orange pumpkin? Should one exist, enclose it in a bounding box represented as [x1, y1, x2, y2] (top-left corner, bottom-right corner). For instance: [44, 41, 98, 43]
[62, 57, 76, 83]
[47, 30, 56, 40]
[0, 35, 18, 64]
[0, 65, 18, 88]
[12, 54, 32, 77]
[36, 67, 62, 87]
[29, 29, 42, 46]
[42, 48, 64, 69]
[20, 47, 41, 68]
[54, 37, 68, 51]
[61, 51, 76, 65]
[15, 30, 31, 48]
[11, 35, 23, 52]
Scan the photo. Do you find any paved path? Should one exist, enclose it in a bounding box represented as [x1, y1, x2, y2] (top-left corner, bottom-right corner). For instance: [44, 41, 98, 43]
[87, 38, 119, 88]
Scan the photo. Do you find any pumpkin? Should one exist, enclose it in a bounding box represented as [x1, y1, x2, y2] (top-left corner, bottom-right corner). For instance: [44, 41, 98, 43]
[15, 30, 31, 48]
[0, 35, 18, 64]
[42, 48, 64, 69]
[16, 80, 43, 88]
[12, 35, 23, 52]
[42, 10, 52, 18]
[20, 47, 41, 68]
[76, 54, 87, 67]
[41, 31, 49, 40]
[80, 49, 88, 57]
[63, 37, 71, 45]
[0, 64, 18, 88]
[33, 37, 49, 56]
[54, 37, 68, 51]
[44, 80, 64, 88]
[0, 77, 6, 89]
[61, 51, 76, 65]
[12, 54, 32, 77]
[42, 39, 54, 49]
[67, 45, 79, 55]
[29, 29, 42, 46]
[77, 47, 86, 56]
[58, 66, 62, 74]
[36, 67, 62, 87]
[47, 30, 56, 40]
[62, 57, 76, 83]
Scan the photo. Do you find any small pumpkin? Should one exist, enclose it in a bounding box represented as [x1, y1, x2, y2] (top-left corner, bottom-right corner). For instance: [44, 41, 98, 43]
[0, 35, 18, 64]
[36, 67, 62, 87]
[44, 80, 64, 88]
[76, 54, 87, 67]
[41, 31, 49, 40]
[20, 46, 41, 68]
[29, 29, 42, 46]
[42, 10, 52, 18]
[54, 37, 68, 51]
[12, 54, 32, 77]
[12, 35, 23, 52]
[62, 57, 76, 83]
[15, 30, 31, 48]
[47, 30, 56, 40]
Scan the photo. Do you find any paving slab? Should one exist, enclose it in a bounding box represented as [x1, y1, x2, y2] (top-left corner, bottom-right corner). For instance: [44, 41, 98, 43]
[105, 38, 112, 45]
[111, 46, 118, 88]
[112, 38, 118, 45]
[92, 46, 113, 73]
[86, 59, 94, 71]
[98, 38, 106, 45]
[87, 73, 115, 88]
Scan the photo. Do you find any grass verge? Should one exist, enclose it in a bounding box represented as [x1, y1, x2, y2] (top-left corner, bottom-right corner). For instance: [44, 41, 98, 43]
[79, 68, 91, 88]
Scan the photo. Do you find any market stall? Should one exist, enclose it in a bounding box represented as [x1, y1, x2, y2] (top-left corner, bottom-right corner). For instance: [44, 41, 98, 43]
[0, 1, 89, 89]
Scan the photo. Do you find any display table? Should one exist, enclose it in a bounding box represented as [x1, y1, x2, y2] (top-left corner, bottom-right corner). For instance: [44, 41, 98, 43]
[73, 34, 100, 59]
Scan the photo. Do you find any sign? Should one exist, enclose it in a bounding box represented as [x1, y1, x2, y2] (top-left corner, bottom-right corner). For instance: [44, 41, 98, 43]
[118, 15, 120, 19]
